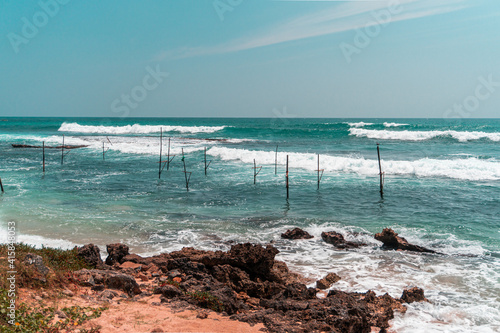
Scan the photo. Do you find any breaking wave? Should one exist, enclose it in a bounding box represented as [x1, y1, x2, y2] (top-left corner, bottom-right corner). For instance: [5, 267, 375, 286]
[207, 147, 500, 181]
[58, 122, 227, 134]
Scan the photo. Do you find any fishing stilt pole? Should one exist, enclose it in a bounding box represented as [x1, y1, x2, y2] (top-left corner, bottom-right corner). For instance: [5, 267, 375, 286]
[103, 136, 111, 161]
[0, 177, 4, 193]
[275, 145, 278, 175]
[159, 128, 163, 179]
[166, 138, 175, 170]
[204, 147, 211, 176]
[286, 155, 289, 199]
[315, 154, 324, 190]
[43, 141, 46, 172]
[377, 143, 384, 198]
[61, 134, 64, 165]
[60, 135, 71, 165]
[182, 148, 191, 192]
[252, 159, 262, 184]
[159, 135, 174, 178]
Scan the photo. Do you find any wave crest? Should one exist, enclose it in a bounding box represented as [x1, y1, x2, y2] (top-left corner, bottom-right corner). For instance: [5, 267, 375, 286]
[208, 147, 500, 181]
[58, 122, 227, 134]
[349, 128, 500, 142]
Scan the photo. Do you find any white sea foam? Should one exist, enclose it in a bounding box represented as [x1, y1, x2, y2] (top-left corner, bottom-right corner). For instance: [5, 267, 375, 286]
[0, 227, 78, 250]
[349, 128, 500, 142]
[345, 122, 374, 127]
[58, 122, 227, 134]
[6, 134, 213, 156]
[207, 147, 500, 181]
[384, 122, 409, 127]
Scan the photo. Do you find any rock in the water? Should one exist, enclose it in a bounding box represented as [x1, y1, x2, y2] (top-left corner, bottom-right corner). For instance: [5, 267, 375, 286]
[321, 231, 366, 249]
[105, 243, 130, 265]
[281, 228, 314, 240]
[316, 272, 341, 290]
[77, 244, 103, 267]
[374, 228, 436, 253]
[401, 287, 428, 303]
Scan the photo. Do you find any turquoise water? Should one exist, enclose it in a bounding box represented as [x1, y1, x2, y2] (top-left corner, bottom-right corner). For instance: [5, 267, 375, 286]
[1, 117, 499, 332]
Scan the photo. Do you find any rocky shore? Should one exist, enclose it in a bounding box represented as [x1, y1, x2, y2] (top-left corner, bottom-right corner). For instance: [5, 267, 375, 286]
[14, 228, 432, 332]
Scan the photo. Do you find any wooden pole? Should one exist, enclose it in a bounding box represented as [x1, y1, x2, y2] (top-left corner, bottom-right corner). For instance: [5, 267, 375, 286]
[204, 147, 207, 176]
[0, 177, 4, 193]
[317, 154, 320, 190]
[159, 128, 163, 179]
[103, 142, 105, 161]
[182, 148, 190, 192]
[61, 134, 64, 165]
[252, 159, 262, 184]
[162, 137, 175, 171]
[275, 145, 278, 175]
[43, 141, 45, 173]
[167, 137, 171, 170]
[377, 143, 384, 197]
[286, 155, 289, 199]
[317, 154, 320, 189]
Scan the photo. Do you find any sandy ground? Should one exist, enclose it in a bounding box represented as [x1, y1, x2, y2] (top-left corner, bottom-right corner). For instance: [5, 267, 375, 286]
[19, 288, 265, 333]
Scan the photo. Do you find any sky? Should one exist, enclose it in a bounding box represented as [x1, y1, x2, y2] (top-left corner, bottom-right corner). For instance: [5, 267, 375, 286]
[0, 0, 499, 118]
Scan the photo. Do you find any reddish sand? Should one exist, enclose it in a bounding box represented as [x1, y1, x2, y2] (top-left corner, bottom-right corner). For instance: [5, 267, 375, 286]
[19, 288, 265, 333]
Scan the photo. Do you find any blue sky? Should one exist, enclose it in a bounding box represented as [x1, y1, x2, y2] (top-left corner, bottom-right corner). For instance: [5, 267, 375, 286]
[1, 0, 499, 118]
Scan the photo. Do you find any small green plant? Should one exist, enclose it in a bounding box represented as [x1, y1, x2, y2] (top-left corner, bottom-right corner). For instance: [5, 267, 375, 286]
[159, 279, 181, 289]
[187, 291, 225, 312]
[0, 288, 106, 333]
[0, 243, 94, 290]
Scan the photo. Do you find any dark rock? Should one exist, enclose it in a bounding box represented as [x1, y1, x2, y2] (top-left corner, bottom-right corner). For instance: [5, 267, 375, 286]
[91, 284, 105, 292]
[72, 268, 95, 286]
[316, 272, 341, 290]
[269, 261, 301, 284]
[401, 287, 428, 303]
[281, 228, 314, 240]
[375, 228, 436, 253]
[228, 243, 279, 280]
[121, 253, 148, 265]
[73, 269, 140, 295]
[190, 285, 241, 315]
[105, 243, 130, 265]
[154, 285, 183, 298]
[321, 231, 366, 249]
[77, 244, 103, 267]
[105, 273, 141, 296]
[99, 290, 118, 300]
[23, 254, 50, 283]
[24, 254, 49, 276]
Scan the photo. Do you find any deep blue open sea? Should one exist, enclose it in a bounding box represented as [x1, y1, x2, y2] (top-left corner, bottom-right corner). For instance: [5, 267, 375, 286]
[1, 117, 499, 332]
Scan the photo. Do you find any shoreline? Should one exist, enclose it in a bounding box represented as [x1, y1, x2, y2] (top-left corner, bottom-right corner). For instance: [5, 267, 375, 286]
[1, 228, 432, 332]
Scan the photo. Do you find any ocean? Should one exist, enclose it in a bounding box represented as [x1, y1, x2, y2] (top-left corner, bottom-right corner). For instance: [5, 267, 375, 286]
[1, 117, 499, 332]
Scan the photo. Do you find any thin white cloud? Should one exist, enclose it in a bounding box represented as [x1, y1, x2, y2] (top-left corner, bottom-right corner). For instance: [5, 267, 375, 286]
[156, 0, 470, 61]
